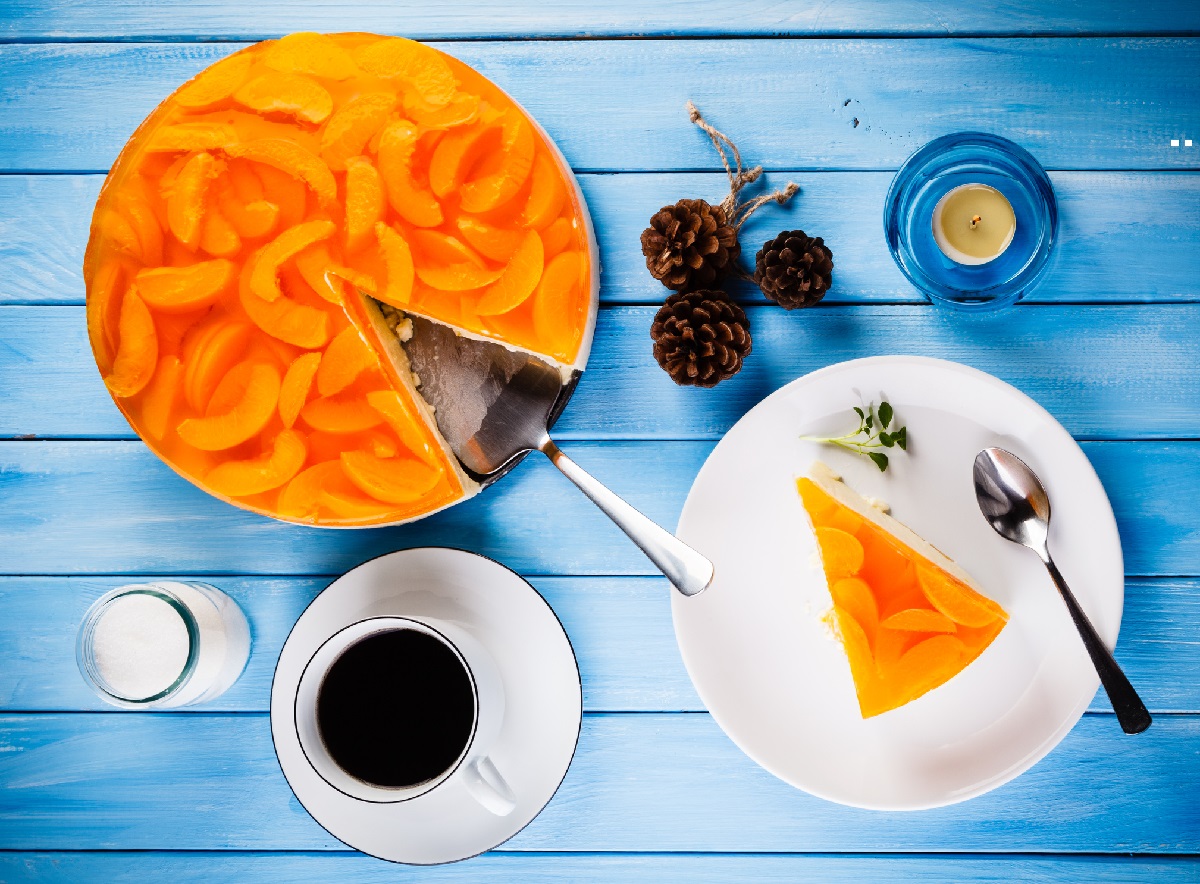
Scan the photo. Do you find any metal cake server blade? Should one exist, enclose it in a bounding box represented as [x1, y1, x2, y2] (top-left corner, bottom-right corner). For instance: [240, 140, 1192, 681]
[403, 316, 713, 596]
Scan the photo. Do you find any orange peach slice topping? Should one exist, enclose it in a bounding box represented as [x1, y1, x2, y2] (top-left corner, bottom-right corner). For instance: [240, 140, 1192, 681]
[174, 52, 254, 109]
[262, 32, 359, 81]
[234, 71, 333, 125]
[520, 151, 567, 229]
[317, 327, 376, 397]
[300, 394, 385, 434]
[917, 563, 1008, 628]
[226, 139, 337, 208]
[319, 93, 396, 172]
[880, 608, 958, 634]
[343, 156, 385, 253]
[248, 220, 336, 302]
[137, 259, 236, 313]
[459, 111, 535, 213]
[165, 152, 222, 250]
[455, 216, 523, 263]
[145, 122, 238, 153]
[475, 230, 543, 315]
[278, 351, 322, 429]
[353, 37, 457, 107]
[205, 428, 308, 497]
[378, 120, 443, 228]
[177, 362, 282, 451]
[340, 449, 442, 504]
[374, 223, 415, 308]
[105, 286, 159, 398]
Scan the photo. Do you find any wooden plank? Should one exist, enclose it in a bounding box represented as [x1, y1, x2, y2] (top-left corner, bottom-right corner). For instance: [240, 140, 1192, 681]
[0, 575, 1191, 714]
[5, 304, 1200, 442]
[0, 711, 1196, 851]
[1, 852, 1196, 883]
[4, 0, 1199, 40]
[0, 40, 1197, 173]
[0, 440, 1195, 577]
[5, 172, 1200, 308]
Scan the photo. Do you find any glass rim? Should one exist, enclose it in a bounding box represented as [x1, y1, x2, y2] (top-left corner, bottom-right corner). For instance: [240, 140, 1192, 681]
[77, 584, 201, 705]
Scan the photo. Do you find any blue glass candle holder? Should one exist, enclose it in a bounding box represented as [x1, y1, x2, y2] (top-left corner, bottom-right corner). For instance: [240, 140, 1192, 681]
[884, 132, 1057, 310]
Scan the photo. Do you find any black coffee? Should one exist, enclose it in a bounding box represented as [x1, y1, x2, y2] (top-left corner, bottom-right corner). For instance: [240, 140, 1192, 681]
[316, 628, 476, 789]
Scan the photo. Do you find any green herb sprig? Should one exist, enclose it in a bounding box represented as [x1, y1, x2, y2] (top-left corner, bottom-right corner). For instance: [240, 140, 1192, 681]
[801, 401, 907, 472]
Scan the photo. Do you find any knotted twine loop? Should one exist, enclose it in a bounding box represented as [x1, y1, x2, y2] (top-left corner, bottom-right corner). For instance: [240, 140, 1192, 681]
[686, 100, 799, 234]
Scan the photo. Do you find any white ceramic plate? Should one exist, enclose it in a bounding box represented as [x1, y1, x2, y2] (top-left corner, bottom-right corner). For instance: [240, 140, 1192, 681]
[673, 356, 1123, 810]
[272, 548, 581, 863]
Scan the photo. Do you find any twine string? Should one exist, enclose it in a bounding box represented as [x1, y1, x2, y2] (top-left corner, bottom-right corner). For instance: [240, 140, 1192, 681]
[686, 100, 798, 232]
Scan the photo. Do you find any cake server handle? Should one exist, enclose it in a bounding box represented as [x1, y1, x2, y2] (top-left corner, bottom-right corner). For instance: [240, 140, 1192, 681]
[538, 437, 714, 597]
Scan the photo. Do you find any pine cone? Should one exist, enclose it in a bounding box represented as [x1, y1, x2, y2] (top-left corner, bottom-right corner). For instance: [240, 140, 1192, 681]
[641, 198, 740, 292]
[753, 230, 833, 309]
[650, 289, 751, 388]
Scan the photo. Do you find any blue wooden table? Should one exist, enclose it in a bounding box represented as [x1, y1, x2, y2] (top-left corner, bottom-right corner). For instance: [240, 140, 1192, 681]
[2, 2, 1200, 880]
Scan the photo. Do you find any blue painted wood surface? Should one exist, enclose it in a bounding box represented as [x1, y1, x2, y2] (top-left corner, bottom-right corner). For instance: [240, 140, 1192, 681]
[1, 2, 1199, 879]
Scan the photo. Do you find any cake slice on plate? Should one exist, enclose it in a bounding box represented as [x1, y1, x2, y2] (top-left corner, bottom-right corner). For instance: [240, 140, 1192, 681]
[796, 462, 1008, 718]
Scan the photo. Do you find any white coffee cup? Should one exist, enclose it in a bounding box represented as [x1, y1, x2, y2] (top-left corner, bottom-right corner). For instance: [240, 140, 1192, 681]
[294, 616, 516, 815]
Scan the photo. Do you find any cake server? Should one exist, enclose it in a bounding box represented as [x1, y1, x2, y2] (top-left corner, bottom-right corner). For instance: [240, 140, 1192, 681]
[402, 317, 713, 597]
[973, 446, 1151, 734]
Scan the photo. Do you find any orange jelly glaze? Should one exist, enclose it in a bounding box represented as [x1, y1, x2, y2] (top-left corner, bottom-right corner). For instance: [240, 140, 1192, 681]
[796, 477, 1008, 718]
[83, 33, 593, 527]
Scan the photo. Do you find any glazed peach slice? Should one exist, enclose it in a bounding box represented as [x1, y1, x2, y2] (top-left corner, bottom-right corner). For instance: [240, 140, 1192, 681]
[293, 243, 345, 305]
[249, 220, 336, 301]
[374, 223, 415, 308]
[814, 526, 865, 579]
[105, 286, 158, 399]
[880, 608, 957, 634]
[366, 389, 437, 462]
[541, 216, 574, 258]
[177, 361, 281, 451]
[205, 428, 308, 498]
[137, 260, 236, 313]
[429, 120, 499, 198]
[87, 258, 125, 373]
[353, 37, 457, 108]
[520, 151, 567, 230]
[917, 562, 1007, 628]
[411, 93, 481, 130]
[320, 482, 404, 520]
[341, 450, 443, 504]
[141, 355, 185, 441]
[277, 461, 338, 521]
[378, 120, 443, 227]
[830, 605, 887, 717]
[319, 93, 396, 172]
[278, 351, 321, 429]
[475, 230, 544, 316]
[262, 32, 359, 81]
[411, 230, 501, 291]
[830, 577, 879, 640]
[226, 139, 337, 209]
[343, 156, 385, 253]
[183, 321, 253, 412]
[253, 165, 308, 228]
[532, 249, 584, 350]
[233, 72, 333, 125]
[456, 216, 523, 263]
[145, 122, 239, 153]
[94, 209, 144, 264]
[219, 188, 280, 239]
[459, 111, 535, 213]
[884, 635, 966, 709]
[174, 52, 254, 110]
[317, 327, 376, 397]
[164, 152, 222, 251]
[300, 393, 385, 434]
[200, 210, 242, 258]
[114, 192, 164, 267]
[239, 270, 331, 349]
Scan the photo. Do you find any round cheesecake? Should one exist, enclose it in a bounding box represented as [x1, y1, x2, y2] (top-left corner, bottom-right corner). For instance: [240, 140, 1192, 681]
[84, 32, 597, 527]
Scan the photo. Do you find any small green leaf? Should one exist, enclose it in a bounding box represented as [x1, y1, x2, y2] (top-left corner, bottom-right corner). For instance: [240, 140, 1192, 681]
[879, 401, 893, 429]
[864, 413, 873, 429]
[853, 406, 865, 420]
[868, 452, 889, 471]
[894, 426, 907, 451]
[879, 432, 894, 448]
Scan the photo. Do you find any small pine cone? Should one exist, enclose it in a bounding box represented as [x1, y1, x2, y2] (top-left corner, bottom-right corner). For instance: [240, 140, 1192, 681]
[641, 198, 740, 292]
[753, 230, 834, 309]
[650, 289, 751, 388]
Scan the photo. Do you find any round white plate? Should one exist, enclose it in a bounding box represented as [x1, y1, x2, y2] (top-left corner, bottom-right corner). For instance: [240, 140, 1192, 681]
[272, 548, 581, 863]
[673, 356, 1123, 810]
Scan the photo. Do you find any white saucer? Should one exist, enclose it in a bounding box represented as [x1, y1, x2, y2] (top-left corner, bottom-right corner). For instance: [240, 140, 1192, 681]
[271, 548, 581, 864]
[673, 356, 1124, 810]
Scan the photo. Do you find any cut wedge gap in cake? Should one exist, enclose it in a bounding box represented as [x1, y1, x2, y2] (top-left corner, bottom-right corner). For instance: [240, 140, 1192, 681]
[797, 461, 1008, 719]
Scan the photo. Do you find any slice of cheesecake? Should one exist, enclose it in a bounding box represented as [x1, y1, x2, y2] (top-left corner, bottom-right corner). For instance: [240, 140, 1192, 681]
[796, 462, 1008, 718]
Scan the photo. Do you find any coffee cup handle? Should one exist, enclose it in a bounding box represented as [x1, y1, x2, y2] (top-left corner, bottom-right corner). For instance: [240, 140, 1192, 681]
[463, 755, 516, 816]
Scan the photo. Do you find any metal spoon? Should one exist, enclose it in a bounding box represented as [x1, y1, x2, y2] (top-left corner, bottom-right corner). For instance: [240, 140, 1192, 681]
[972, 447, 1150, 734]
[401, 315, 714, 597]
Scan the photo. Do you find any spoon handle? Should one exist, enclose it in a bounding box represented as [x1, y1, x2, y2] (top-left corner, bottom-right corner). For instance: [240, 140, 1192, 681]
[1043, 557, 1151, 734]
[539, 438, 715, 597]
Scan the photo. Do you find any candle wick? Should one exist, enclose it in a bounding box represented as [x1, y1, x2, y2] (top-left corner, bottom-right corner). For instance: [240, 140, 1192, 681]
[970, 214, 982, 230]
